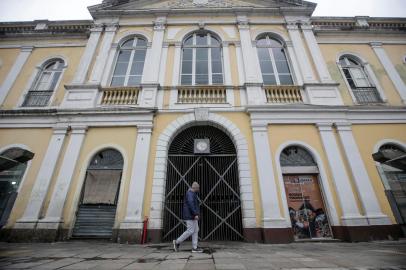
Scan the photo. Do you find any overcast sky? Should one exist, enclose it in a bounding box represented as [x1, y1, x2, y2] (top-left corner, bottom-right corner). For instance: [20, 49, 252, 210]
[0, 0, 405, 22]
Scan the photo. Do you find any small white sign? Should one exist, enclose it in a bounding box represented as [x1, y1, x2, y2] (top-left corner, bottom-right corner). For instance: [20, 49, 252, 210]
[193, 0, 209, 5]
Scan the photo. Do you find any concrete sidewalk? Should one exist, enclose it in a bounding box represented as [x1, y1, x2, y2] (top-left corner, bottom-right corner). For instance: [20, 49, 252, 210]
[0, 240, 405, 270]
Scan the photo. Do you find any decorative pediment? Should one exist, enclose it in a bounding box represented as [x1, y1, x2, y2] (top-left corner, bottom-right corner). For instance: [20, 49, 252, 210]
[94, 0, 315, 11]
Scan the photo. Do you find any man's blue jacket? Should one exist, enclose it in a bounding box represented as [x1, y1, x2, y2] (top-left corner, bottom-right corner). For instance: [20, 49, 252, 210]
[183, 189, 200, 220]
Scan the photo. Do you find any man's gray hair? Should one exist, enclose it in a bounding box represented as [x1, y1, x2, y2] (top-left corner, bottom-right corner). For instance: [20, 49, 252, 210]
[192, 182, 200, 188]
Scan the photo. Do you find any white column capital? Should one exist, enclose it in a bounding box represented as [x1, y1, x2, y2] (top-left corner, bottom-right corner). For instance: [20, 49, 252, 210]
[70, 125, 88, 134]
[335, 122, 352, 131]
[300, 24, 313, 31]
[237, 15, 250, 30]
[222, 41, 232, 47]
[286, 23, 299, 31]
[316, 123, 333, 131]
[90, 24, 104, 33]
[137, 125, 153, 134]
[21, 46, 34, 52]
[370, 42, 383, 48]
[251, 125, 268, 133]
[105, 23, 119, 32]
[153, 17, 166, 31]
[52, 125, 69, 135]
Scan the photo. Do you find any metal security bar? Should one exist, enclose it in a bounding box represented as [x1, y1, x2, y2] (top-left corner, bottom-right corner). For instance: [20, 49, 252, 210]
[352, 87, 383, 104]
[163, 126, 243, 241]
[22, 90, 53, 107]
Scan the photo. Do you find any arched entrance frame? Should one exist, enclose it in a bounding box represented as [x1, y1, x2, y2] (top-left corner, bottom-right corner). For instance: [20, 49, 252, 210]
[0, 144, 32, 228]
[373, 139, 406, 226]
[150, 113, 256, 235]
[68, 144, 128, 236]
[274, 141, 340, 227]
[0, 144, 32, 194]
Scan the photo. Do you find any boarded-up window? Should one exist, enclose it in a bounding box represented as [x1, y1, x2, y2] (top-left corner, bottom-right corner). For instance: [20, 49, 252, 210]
[81, 149, 124, 205]
[82, 170, 122, 205]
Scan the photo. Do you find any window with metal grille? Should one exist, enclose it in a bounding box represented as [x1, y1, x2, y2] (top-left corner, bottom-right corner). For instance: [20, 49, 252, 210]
[339, 55, 383, 104]
[377, 144, 406, 226]
[22, 60, 64, 107]
[181, 31, 224, 85]
[256, 34, 293, 86]
[280, 146, 316, 167]
[110, 36, 147, 87]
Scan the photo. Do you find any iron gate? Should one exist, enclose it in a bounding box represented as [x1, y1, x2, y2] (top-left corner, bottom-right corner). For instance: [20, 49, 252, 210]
[163, 126, 244, 241]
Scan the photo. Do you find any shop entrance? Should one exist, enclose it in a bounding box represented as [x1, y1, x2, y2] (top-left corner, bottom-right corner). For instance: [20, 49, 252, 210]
[72, 149, 123, 239]
[281, 146, 332, 240]
[0, 148, 29, 228]
[375, 144, 406, 233]
[163, 125, 244, 241]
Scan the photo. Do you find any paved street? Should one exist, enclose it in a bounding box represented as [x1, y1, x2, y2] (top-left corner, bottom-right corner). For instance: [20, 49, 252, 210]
[0, 240, 406, 270]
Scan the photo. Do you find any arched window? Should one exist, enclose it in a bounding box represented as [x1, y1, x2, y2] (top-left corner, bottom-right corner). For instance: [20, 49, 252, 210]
[280, 146, 316, 167]
[22, 59, 65, 107]
[338, 55, 382, 104]
[111, 37, 147, 87]
[181, 31, 223, 85]
[256, 35, 293, 85]
[0, 147, 29, 227]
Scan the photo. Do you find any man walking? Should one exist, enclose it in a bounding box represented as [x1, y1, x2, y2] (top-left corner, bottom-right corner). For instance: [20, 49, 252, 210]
[173, 182, 203, 253]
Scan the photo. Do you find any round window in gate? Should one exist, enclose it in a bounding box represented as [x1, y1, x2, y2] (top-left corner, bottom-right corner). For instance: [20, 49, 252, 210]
[72, 149, 124, 239]
[163, 125, 244, 241]
[280, 146, 332, 240]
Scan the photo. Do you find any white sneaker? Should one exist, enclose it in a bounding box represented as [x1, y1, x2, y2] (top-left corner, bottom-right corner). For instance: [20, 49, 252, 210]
[192, 247, 203, 253]
[173, 240, 179, 252]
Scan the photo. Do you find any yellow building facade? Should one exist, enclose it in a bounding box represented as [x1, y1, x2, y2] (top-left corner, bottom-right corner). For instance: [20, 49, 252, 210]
[0, 0, 405, 244]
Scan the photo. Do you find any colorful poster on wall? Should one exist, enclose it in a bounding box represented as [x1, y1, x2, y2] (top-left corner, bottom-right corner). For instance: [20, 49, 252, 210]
[283, 175, 332, 240]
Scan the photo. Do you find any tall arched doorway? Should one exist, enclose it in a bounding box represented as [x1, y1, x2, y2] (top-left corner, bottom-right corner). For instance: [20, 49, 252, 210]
[163, 125, 244, 241]
[280, 146, 332, 240]
[72, 149, 124, 239]
[0, 147, 29, 228]
[375, 144, 406, 233]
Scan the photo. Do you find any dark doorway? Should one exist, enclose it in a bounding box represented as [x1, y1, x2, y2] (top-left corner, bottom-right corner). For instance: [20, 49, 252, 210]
[163, 125, 243, 241]
[0, 148, 29, 228]
[72, 149, 123, 239]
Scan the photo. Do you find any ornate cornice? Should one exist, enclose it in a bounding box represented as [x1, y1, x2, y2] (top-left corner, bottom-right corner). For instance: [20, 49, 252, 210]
[312, 17, 406, 33]
[0, 20, 92, 39]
